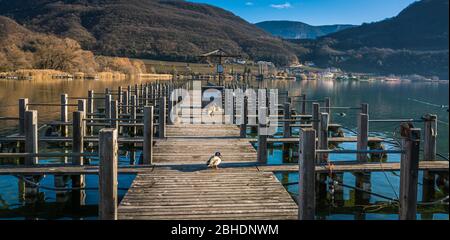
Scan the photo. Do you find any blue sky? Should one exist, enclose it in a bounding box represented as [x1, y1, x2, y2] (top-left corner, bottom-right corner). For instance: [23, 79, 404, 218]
[188, 0, 417, 25]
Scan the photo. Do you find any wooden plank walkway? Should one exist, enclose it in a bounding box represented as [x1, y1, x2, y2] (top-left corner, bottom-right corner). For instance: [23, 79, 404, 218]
[1, 160, 447, 175]
[117, 124, 298, 220]
[153, 124, 257, 164]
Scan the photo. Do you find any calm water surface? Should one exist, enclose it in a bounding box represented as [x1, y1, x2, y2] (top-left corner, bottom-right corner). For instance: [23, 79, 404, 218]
[0, 78, 448, 220]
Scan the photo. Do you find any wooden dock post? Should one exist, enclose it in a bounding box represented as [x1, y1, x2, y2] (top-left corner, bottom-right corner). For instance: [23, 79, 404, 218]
[135, 84, 140, 106]
[72, 111, 85, 191]
[423, 114, 437, 160]
[60, 94, 68, 137]
[117, 86, 123, 113]
[105, 94, 112, 119]
[78, 99, 87, 136]
[240, 97, 248, 138]
[283, 102, 291, 138]
[144, 85, 149, 106]
[72, 111, 84, 165]
[58, 94, 69, 201]
[399, 127, 421, 220]
[159, 97, 166, 139]
[301, 94, 307, 115]
[312, 103, 320, 135]
[325, 97, 331, 121]
[19, 98, 29, 135]
[24, 110, 38, 165]
[24, 110, 39, 200]
[130, 95, 137, 137]
[122, 89, 129, 114]
[87, 90, 94, 135]
[357, 113, 369, 162]
[257, 107, 267, 163]
[299, 128, 316, 220]
[111, 100, 119, 129]
[99, 128, 118, 220]
[143, 106, 154, 165]
[318, 113, 329, 163]
[422, 114, 437, 208]
[361, 103, 369, 115]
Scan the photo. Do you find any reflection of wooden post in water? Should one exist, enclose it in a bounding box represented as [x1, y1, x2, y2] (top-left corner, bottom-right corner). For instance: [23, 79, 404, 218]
[299, 128, 316, 220]
[24, 110, 39, 202]
[354, 172, 371, 220]
[399, 127, 420, 220]
[72, 111, 86, 207]
[282, 143, 291, 162]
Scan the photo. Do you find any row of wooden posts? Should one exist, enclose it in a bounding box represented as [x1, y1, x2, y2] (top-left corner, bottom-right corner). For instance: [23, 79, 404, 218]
[0, 82, 441, 220]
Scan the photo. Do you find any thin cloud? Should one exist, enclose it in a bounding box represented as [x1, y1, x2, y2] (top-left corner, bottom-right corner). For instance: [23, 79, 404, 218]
[270, 2, 292, 9]
[245, 2, 254, 6]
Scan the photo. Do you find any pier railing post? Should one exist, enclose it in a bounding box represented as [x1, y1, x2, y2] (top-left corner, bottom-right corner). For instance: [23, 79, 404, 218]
[130, 95, 137, 137]
[78, 100, 87, 136]
[399, 127, 420, 220]
[24, 110, 38, 165]
[60, 94, 68, 137]
[105, 94, 112, 119]
[257, 107, 268, 163]
[143, 106, 154, 165]
[111, 100, 118, 129]
[422, 114, 437, 205]
[159, 97, 166, 139]
[72, 111, 84, 165]
[318, 113, 329, 163]
[283, 102, 291, 138]
[240, 97, 248, 138]
[312, 103, 320, 136]
[72, 111, 85, 190]
[423, 114, 437, 161]
[99, 128, 118, 220]
[301, 94, 306, 115]
[87, 90, 94, 135]
[24, 110, 39, 200]
[19, 98, 29, 135]
[299, 128, 316, 220]
[357, 113, 369, 162]
[122, 89, 129, 114]
[361, 103, 369, 115]
[324, 97, 331, 122]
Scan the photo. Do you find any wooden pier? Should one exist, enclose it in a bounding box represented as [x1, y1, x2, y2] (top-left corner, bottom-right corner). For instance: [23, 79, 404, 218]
[0, 80, 448, 220]
[117, 124, 297, 220]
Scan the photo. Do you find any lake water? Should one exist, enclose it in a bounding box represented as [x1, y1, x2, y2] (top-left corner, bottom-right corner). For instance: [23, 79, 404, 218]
[0, 78, 448, 220]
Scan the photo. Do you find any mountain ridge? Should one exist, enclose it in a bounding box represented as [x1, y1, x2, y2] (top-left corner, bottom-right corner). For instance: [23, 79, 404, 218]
[0, 0, 305, 66]
[296, 0, 449, 78]
[256, 20, 355, 39]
